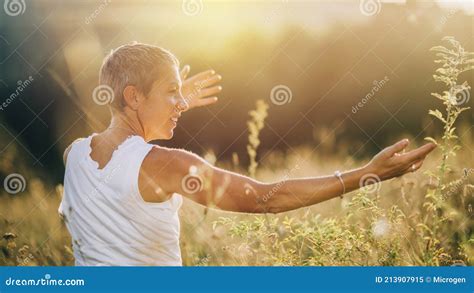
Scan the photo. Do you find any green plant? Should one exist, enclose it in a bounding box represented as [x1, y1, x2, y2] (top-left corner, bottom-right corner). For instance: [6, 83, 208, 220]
[421, 36, 473, 265]
[426, 36, 473, 186]
[208, 37, 474, 267]
[2, 39, 473, 268]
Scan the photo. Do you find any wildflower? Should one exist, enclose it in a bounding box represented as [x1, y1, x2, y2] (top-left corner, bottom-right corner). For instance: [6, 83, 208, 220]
[372, 218, 390, 238]
[2, 232, 17, 241]
[3, 232, 17, 250]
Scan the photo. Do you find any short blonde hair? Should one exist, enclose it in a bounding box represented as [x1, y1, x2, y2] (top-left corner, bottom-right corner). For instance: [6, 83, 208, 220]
[99, 42, 179, 110]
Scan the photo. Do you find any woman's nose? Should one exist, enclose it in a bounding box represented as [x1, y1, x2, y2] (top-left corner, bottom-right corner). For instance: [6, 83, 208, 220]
[176, 94, 189, 112]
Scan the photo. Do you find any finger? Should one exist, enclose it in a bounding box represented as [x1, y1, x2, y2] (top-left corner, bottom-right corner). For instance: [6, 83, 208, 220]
[401, 143, 436, 164]
[197, 74, 222, 88]
[192, 97, 219, 108]
[180, 65, 191, 80]
[198, 85, 222, 98]
[406, 159, 424, 173]
[399, 159, 424, 176]
[412, 159, 424, 171]
[385, 139, 410, 157]
[187, 69, 216, 84]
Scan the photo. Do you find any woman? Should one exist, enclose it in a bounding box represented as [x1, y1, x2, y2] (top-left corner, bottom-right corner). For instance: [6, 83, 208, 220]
[59, 43, 436, 266]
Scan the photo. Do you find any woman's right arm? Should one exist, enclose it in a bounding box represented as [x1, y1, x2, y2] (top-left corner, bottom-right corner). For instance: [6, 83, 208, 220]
[139, 139, 436, 214]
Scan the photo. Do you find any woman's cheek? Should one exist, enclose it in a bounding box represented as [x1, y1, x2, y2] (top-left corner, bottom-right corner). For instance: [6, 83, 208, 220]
[168, 96, 177, 109]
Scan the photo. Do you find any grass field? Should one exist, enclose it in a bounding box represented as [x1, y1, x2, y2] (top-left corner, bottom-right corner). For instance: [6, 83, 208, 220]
[0, 37, 473, 266]
[0, 126, 472, 266]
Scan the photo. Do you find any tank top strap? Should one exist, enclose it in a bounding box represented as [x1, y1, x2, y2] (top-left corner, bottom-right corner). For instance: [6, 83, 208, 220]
[118, 136, 154, 198]
[122, 137, 183, 210]
[122, 136, 154, 176]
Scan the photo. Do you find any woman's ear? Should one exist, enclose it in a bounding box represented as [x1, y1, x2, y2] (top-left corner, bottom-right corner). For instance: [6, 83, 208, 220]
[122, 85, 141, 110]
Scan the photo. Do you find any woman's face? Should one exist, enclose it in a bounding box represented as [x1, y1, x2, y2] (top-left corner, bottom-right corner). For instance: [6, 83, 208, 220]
[137, 65, 188, 141]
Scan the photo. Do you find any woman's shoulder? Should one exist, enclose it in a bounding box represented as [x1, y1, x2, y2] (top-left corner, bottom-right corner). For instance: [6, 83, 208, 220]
[144, 145, 201, 167]
[141, 145, 205, 183]
[63, 137, 89, 165]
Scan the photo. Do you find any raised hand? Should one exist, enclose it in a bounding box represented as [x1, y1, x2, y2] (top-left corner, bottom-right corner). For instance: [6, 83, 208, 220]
[180, 65, 222, 111]
[365, 139, 436, 181]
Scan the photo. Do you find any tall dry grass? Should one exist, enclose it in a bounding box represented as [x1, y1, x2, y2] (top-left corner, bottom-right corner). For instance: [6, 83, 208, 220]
[0, 37, 472, 266]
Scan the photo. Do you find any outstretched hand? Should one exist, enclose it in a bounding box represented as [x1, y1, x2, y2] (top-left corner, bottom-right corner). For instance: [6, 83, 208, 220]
[180, 65, 222, 111]
[365, 139, 436, 181]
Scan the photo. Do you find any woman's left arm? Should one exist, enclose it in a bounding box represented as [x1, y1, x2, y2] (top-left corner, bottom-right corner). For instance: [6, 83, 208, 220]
[141, 139, 436, 214]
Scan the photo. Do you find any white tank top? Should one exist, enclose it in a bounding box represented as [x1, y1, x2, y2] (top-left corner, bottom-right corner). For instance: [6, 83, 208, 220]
[58, 133, 183, 266]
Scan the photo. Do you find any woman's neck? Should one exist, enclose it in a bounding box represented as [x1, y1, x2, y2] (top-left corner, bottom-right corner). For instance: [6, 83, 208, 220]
[107, 109, 146, 139]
